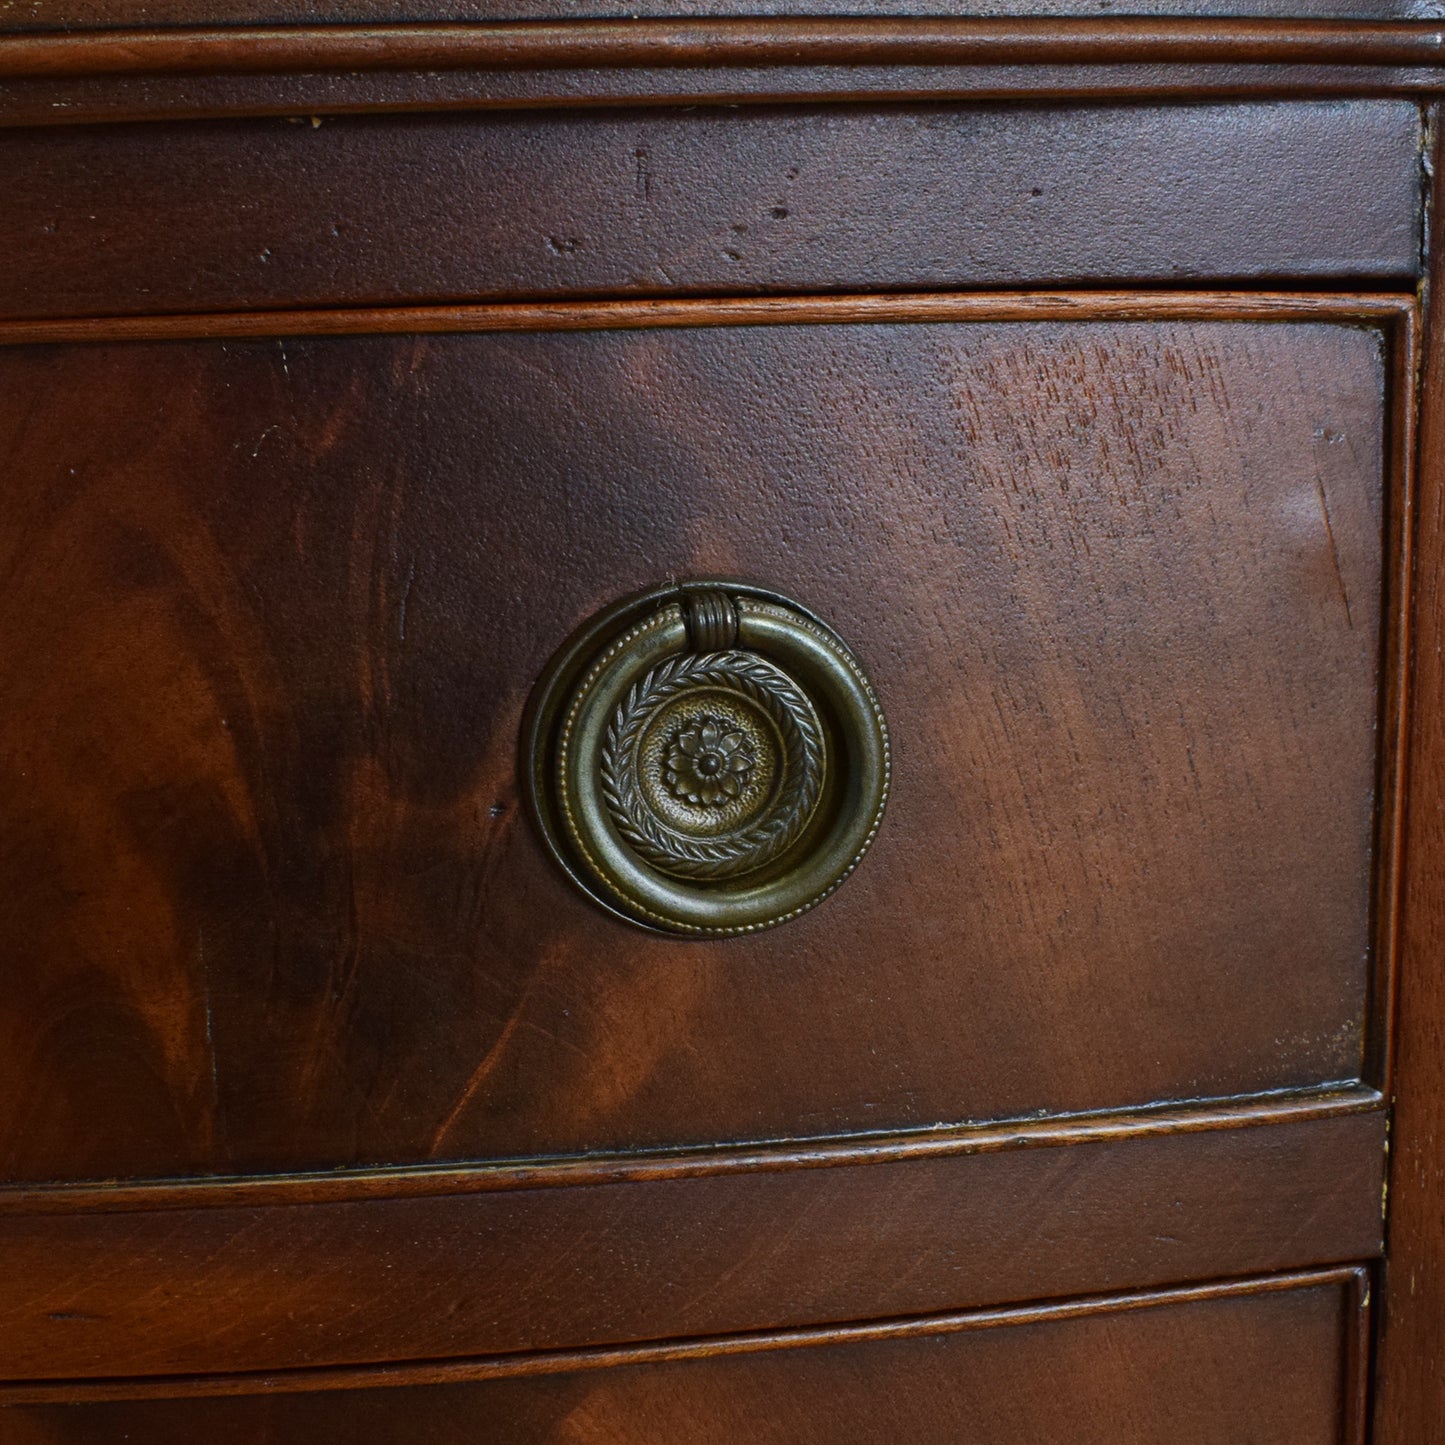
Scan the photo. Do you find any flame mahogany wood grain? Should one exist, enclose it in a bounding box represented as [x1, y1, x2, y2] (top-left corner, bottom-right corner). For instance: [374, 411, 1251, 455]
[0, 3, 1421, 1408]
[0, 1273, 1370, 1442]
[0, 100, 1422, 318]
[0, 1114, 1385, 1380]
[0, 297, 1399, 1183]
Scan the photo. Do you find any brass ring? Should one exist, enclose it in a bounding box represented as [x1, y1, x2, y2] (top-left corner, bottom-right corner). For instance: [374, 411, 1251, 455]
[523, 581, 889, 936]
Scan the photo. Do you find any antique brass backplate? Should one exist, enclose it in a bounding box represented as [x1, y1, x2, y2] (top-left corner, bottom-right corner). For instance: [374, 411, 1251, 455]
[523, 581, 890, 936]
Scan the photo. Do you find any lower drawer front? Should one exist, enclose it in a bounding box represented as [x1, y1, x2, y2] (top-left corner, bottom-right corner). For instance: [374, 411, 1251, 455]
[0, 1274, 1362, 1444]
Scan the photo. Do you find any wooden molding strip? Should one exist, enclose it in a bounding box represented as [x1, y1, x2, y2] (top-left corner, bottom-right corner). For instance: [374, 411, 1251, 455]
[0, 1083, 1383, 1215]
[0, 18, 1441, 79]
[0, 1109, 1385, 1380]
[4, 65, 1443, 132]
[1372, 248, 1424, 1100]
[0, 1267, 1367, 1404]
[1373, 94, 1445, 1445]
[0, 289, 1419, 349]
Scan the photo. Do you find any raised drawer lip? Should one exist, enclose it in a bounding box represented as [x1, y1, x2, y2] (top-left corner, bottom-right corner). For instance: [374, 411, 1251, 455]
[0, 288, 1419, 346]
[0, 1107, 1386, 1381]
[0, 1265, 1370, 1405]
[0, 1082, 1382, 1215]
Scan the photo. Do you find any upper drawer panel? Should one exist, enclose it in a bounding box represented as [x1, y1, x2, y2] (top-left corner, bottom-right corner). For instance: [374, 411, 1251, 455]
[0, 300, 1391, 1182]
[1, 99, 1423, 319]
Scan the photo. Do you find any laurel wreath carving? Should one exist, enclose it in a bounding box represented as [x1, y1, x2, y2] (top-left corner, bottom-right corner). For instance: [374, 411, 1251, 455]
[600, 651, 825, 881]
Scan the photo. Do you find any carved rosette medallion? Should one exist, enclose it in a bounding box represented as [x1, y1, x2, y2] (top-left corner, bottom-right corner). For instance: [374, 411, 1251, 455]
[599, 651, 826, 881]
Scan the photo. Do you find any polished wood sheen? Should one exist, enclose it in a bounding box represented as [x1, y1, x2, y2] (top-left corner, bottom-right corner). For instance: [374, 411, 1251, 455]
[3, 15, 1441, 127]
[1375, 93, 1445, 1444]
[0, 0, 1437, 26]
[0, 288, 1415, 344]
[0, 1109, 1386, 1378]
[0, 101, 1421, 318]
[0, 11, 1428, 1432]
[0, 1085, 1380, 1213]
[0, 1274, 1368, 1441]
[0, 302, 1394, 1182]
[3, 61, 1442, 128]
[0, 19, 1442, 77]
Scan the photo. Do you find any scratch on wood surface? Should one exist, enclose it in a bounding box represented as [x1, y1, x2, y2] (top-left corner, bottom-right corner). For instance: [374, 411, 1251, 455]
[1312, 464, 1355, 629]
[427, 1009, 527, 1156]
[197, 927, 221, 1153]
[398, 558, 416, 642]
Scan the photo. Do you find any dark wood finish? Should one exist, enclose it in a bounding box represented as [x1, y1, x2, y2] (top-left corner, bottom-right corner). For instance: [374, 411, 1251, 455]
[0, 6, 1425, 1423]
[0, 1274, 1369, 1443]
[4, 15, 1441, 128]
[0, 287, 1416, 343]
[0, 0, 1436, 27]
[1, 19, 1443, 78]
[4, 64, 1445, 133]
[0, 101, 1422, 320]
[1374, 99, 1445, 1445]
[0, 1085, 1380, 1214]
[0, 1270, 1372, 1406]
[0, 301, 1395, 1181]
[1369, 301, 1421, 1099]
[0, 1111, 1385, 1380]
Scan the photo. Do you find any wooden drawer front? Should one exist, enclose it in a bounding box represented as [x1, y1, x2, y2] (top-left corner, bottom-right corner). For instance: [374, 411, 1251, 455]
[0, 1106, 1383, 1380]
[0, 1273, 1366, 1444]
[0, 300, 1392, 1182]
[0, 99, 1422, 319]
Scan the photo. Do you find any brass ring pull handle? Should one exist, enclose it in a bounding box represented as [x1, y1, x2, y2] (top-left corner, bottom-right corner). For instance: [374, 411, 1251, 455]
[523, 581, 890, 936]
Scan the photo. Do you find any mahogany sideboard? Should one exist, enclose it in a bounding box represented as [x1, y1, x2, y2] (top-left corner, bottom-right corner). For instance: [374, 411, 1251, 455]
[2, 3, 1445, 1441]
